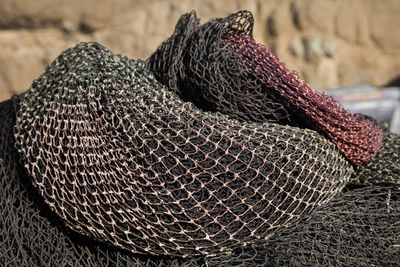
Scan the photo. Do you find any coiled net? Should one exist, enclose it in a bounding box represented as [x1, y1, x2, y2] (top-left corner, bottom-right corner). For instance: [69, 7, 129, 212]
[14, 42, 352, 257]
[147, 11, 382, 166]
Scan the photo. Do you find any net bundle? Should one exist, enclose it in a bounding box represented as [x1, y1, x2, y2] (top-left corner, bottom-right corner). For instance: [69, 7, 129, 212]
[204, 184, 400, 267]
[148, 11, 293, 126]
[147, 11, 383, 166]
[13, 42, 352, 257]
[0, 97, 191, 267]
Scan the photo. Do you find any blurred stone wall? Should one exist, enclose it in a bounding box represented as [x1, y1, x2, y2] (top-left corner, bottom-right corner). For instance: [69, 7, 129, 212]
[1, 0, 400, 101]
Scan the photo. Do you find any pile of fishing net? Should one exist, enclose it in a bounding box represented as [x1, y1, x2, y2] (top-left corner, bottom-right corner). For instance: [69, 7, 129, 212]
[1, 9, 399, 267]
[14, 42, 351, 256]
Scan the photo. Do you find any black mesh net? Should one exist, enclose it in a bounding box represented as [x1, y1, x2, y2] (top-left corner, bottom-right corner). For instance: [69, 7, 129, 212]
[0, 97, 194, 267]
[13, 42, 352, 257]
[2, 94, 399, 267]
[148, 11, 293, 125]
[353, 128, 400, 185]
[3, 94, 399, 266]
[204, 184, 400, 266]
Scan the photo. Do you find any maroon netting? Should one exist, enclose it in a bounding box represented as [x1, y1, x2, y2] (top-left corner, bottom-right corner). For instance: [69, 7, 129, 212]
[225, 33, 382, 166]
[147, 10, 383, 166]
[13, 42, 352, 257]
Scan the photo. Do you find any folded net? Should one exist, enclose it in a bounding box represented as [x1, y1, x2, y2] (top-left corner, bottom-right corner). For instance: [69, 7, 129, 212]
[147, 11, 382, 166]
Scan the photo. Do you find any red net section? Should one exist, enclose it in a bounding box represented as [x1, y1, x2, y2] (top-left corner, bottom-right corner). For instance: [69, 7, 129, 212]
[147, 10, 383, 166]
[224, 33, 382, 166]
[13, 42, 352, 257]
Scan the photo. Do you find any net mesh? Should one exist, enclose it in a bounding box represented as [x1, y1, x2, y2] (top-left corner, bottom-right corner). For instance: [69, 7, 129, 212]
[2, 96, 398, 266]
[147, 11, 294, 126]
[204, 184, 400, 266]
[147, 11, 382, 166]
[3, 109, 400, 267]
[14, 42, 352, 257]
[353, 127, 400, 185]
[0, 97, 194, 267]
[225, 33, 383, 166]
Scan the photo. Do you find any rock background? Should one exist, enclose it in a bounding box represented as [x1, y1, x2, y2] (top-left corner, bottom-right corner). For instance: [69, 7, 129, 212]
[1, 0, 400, 101]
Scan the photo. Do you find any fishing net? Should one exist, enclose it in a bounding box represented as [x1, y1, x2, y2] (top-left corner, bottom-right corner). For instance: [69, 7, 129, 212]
[225, 33, 382, 166]
[0, 97, 193, 267]
[204, 184, 400, 267]
[352, 127, 400, 185]
[2, 97, 399, 266]
[147, 11, 293, 126]
[13, 42, 352, 257]
[147, 11, 382, 166]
